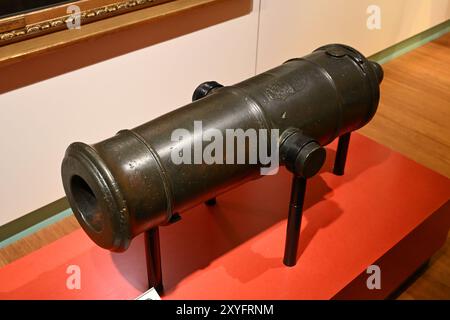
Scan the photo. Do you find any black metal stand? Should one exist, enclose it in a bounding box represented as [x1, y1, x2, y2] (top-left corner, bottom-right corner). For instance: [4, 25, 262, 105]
[282, 132, 352, 266]
[205, 197, 217, 206]
[280, 130, 326, 267]
[145, 227, 163, 293]
[283, 176, 307, 267]
[333, 132, 351, 176]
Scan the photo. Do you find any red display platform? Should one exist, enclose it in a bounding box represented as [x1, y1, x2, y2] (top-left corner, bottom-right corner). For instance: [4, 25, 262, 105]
[0, 134, 449, 299]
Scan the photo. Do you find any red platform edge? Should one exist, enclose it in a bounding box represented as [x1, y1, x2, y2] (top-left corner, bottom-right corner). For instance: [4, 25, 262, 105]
[0, 133, 449, 300]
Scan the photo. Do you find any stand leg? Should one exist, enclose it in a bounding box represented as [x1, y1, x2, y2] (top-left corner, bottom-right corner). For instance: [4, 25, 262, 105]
[283, 176, 307, 267]
[145, 227, 163, 293]
[205, 198, 217, 206]
[333, 132, 351, 176]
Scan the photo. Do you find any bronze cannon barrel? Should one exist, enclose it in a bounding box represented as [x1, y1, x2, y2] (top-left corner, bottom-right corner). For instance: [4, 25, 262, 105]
[61, 44, 383, 253]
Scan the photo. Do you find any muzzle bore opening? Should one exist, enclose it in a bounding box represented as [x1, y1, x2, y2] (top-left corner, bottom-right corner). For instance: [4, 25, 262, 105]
[70, 175, 104, 233]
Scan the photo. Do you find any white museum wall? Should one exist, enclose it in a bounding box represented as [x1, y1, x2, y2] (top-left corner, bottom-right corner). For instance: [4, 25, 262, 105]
[256, 0, 450, 72]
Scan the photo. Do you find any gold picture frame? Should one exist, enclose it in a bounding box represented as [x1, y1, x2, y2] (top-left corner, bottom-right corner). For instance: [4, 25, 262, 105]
[0, 0, 174, 46]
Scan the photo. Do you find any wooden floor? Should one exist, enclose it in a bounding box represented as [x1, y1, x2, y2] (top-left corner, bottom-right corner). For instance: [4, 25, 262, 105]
[358, 33, 450, 300]
[359, 34, 450, 179]
[0, 33, 449, 299]
[0, 215, 79, 268]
